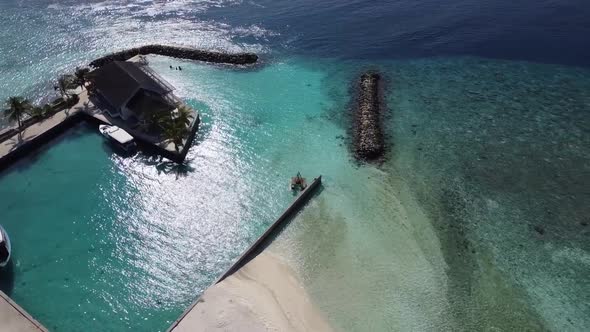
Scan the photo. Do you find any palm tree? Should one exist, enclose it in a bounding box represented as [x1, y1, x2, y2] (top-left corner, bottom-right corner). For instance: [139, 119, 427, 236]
[54, 74, 76, 100]
[85, 73, 96, 95]
[3, 96, 31, 130]
[174, 105, 193, 127]
[74, 67, 90, 90]
[28, 104, 53, 119]
[28, 106, 44, 119]
[161, 114, 189, 152]
[140, 108, 166, 132]
[158, 105, 194, 152]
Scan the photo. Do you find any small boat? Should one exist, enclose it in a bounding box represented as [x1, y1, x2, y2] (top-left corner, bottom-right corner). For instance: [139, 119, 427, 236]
[99, 125, 137, 153]
[0, 225, 11, 268]
[291, 172, 307, 191]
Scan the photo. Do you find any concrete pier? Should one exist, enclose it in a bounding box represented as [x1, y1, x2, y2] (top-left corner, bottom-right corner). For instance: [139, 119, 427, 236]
[0, 291, 47, 332]
[0, 94, 87, 171]
[218, 176, 322, 282]
[167, 176, 322, 332]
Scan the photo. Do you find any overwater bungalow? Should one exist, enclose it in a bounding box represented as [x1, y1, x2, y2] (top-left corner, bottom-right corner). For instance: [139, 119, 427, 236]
[88, 60, 178, 129]
[86, 59, 199, 162]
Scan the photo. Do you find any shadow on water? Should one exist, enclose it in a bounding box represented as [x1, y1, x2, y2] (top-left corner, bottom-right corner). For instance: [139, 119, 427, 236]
[155, 160, 195, 178]
[132, 150, 196, 178]
[0, 260, 15, 296]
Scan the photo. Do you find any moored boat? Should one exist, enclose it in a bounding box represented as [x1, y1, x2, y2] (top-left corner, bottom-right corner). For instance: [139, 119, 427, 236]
[99, 125, 137, 153]
[0, 225, 11, 268]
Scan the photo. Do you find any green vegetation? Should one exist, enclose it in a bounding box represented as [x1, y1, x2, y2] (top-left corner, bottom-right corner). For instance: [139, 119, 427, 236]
[85, 74, 97, 96]
[74, 67, 90, 91]
[2, 69, 83, 135]
[3, 96, 57, 132]
[28, 104, 54, 119]
[3, 96, 31, 130]
[54, 74, 77, 100]
[142, 108, 166, 132]
[162, 117, 190, 152]
[173, 105, 193, 128]
[144, 105, 193, 152]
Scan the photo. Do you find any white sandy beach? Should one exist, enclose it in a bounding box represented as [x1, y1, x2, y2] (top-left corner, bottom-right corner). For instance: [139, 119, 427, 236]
[171, 252, 333, 332]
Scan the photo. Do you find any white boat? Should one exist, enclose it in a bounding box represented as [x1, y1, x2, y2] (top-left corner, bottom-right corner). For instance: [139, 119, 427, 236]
[99, 125, 137, 153]
[0, 225, 11, 268]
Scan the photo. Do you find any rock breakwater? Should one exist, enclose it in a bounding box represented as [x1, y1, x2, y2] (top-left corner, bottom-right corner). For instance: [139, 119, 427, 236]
[89, 45, 258, 68]
[354, 72, 385, 161]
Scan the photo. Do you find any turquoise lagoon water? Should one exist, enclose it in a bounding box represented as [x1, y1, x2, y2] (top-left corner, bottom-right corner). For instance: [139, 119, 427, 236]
[1, 55, 589, 331]
[0, 58, 355, 331]
[1, 0, 590, 331]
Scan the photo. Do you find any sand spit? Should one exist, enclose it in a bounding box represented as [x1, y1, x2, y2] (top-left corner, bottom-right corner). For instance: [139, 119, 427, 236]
[171, 252, 333, 332]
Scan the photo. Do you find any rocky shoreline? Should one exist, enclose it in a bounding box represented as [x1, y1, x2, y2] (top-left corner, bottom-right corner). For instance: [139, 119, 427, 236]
[354, 72, 385, 161]
[89, 44, 258, 68]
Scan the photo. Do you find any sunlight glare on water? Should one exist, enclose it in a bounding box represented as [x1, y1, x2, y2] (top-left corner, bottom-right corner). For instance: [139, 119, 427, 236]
[0, 0, 589, 331]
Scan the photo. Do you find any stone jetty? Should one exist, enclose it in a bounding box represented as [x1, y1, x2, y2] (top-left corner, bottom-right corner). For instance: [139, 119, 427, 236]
[89, 45, 258, 68]
[354, 72, 385, 161]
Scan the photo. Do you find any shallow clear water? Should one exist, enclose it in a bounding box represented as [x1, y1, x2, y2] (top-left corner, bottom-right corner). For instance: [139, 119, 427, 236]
[0, 57, 356, 331]
[271, 57, 590, 331]
[1, 0, 589, 331]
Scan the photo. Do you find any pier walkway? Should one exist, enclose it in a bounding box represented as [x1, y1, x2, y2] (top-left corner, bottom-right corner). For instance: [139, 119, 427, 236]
[0, 93, 89, 170]
[0, 88, 199, 170]
[168, 176, 322, 332]
[0, 291, 47, 332]
[0, 93, 86, 160]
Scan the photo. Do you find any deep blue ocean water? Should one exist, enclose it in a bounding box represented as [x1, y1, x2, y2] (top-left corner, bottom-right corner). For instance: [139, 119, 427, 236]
[0, 0, 589, 331]
[1, 0, 590, 106]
